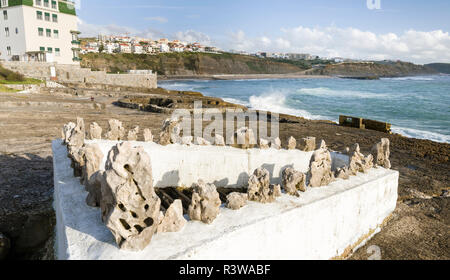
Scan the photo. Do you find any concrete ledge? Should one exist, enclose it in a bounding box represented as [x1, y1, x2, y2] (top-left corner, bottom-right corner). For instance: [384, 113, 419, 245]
[53, 140, 398, 260]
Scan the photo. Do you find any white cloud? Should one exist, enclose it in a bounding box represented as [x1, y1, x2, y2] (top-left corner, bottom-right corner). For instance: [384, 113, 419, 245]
[221, 26, 450, 64]
[145, 16, 168, 23]
[174, 30, 212, 45]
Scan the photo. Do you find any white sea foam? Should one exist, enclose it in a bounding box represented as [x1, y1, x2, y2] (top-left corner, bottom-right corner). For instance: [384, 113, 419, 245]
[247, 90, 329, 120]
[297, 87, 388, 99]
[392, 126, 449, 143]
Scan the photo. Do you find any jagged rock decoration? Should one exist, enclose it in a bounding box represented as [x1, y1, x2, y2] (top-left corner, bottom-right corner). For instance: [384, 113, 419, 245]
[299, 137, 316, 152]
[143, 129, 153, 142]
[309, 140, 334, 187]
[271, 137, 282, 150]
[273, 184, 282, 197]
[288, 136, 297, 150]
[181, 136, 193, 145]
[349, 143, 374, 175]
[127, 126, 139, 141]
[188, 180, 221, 224]
[335, 166, 351, 180]
[159, 117, 181, 145]
[195, 137, 211, 146]
[157, 199, 187, 233]
[215, 134, 225, 146]
[100, 142, 161, 251]
[89, 122, 102, 140]
[62, 122, 76, 144]
[259, 138, 270, 149]
[226, 192, 248, 210]
[247, 167, 278, 203]
[372, 138, 391, 169]
[282, 168, 306, 197]
[105, 119, 126, 141]
[81, 143, 104, 207]
[234, 127, 256, 149]
[66, 117, 86, 177]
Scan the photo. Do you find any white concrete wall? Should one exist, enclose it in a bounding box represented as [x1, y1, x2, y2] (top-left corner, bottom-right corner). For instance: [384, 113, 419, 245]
[0, 6, 26, 61]
[52, 140, 399, 260]
[86, 140, 330, 188]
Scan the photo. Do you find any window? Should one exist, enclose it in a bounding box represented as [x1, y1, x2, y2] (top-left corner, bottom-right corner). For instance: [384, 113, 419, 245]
[7, 46, 11, 56]
[36, 0, 42, 6]
[52, 14, 57, 23]
[15, 28, 18, 34]
[45, 12, 50, 21]
[37, 11, 43, 20]
[38, 27, 43, 36]
[53, 29, 58, 38]
[55, 48, 60, 56]
[1, 0, 7, 7]
[44, 0, 49, 8]
[51, 0, 57, 9]
[5, 27, 9, 37]
[40, 47, 45, 52]
[47, 47, 52, 53]
[3, 10, 7, 20]
[46, 29, 51, 37]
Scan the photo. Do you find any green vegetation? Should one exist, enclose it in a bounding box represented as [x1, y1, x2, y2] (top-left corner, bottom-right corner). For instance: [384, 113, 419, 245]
[58, 1, 76, 16]
[0, 64, 42, 84]
[0, 85, 19, 93]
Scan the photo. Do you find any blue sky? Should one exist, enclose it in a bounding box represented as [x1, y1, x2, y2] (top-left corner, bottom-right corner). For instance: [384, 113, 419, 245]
[77, 0, 450, 63]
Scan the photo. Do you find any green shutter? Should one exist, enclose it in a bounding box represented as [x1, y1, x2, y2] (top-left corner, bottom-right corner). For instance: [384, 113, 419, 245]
[55, 48, 60, 51]
[40, 47, 45, 51]
[58, 1, 76, 16]
[38, 27, 43, 31]
[47, 47, 52, 53]
[37, 11, 42, 15]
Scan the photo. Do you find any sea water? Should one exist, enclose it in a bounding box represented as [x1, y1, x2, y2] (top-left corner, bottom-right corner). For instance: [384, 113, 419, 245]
[159, 75, 450, 143]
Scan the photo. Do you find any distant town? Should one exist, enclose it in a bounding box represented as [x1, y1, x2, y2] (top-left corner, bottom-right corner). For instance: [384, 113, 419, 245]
[81, 34, 372, 64]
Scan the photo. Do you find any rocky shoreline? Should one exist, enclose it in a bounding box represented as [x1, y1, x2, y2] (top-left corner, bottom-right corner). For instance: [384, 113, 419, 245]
[0, 84, 448, 259]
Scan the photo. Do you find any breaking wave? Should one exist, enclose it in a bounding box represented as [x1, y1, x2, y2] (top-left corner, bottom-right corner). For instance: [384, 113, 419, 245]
[392, 126, 449, 143]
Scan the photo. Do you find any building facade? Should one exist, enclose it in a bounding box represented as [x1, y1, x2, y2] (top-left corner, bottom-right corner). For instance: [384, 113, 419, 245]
[0, 0, 80, 64]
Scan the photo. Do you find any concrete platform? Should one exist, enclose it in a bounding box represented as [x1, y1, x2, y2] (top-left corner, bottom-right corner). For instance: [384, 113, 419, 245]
[53, 140, 398, 260]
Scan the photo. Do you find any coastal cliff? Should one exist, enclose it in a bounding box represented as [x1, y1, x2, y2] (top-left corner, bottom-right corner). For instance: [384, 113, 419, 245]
[80, 52, 305, 76]
[307, 61, 437, 78]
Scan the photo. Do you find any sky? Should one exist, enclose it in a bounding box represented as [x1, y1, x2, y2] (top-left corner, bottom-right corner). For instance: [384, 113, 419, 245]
[76, 0, 450, 64]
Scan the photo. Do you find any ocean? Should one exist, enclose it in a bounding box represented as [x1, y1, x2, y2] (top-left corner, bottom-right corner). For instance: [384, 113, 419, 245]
[159, 75, 450, 144]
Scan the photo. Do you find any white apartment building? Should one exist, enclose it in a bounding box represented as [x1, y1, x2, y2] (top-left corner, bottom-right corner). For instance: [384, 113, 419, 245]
[0, 0, 80, 64]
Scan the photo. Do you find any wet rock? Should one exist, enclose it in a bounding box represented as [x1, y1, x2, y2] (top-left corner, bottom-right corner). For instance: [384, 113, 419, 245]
[282, 167, 306, 196]
[127, 126, 139, 141]
[188, 180, 221, 224]
[105, 119, 126, 141]
[247, 167, 278, 203]
[259, 138, 270, 149]
[157, 200, 187, 233]
[159, 117, 181, 145]
[100, 142, 161, 251]
[309, 140, 334, 187]
[372, 138, 391, 169]
[61, 122, 75, 144]
[288, 136, 297, 150]
[0, 233, 10, 260]
[195, 137, 211, 146]
[89, 122, 102, 140]
[143, 129, 153, 142]
[271, 137, 281, 150]
[349, 143, 374, 175]
[299, 137, 316, 152]
[226, 192, 248, 210]
[81, 144, 104, 207]
[235, 127, 256, 149]
[215, 134, 225, 146]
